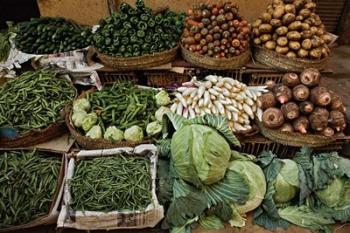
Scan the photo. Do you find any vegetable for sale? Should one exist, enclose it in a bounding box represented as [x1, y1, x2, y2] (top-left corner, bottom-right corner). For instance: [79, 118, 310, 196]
[0, 150, 61, 228]
[103, 126, 124, 142]
[82, 112, 98, 132]
[146, 121, 162, 136]
[262, 107, 285, 129]
[182, 2, 250, 58]
[70, 155, 152, 211]
[0, 69, 75, 134]
[15, 17, 92, 54]
[86, 125, 102, 139]
[170, 75, 267, 132]
[94, 0, 184, 57]
[73, 98, 91, 112]
[124, 125, 144, 142]
[155, 90, 171, 106]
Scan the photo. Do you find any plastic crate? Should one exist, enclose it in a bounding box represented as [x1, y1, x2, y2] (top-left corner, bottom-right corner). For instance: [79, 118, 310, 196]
[97, 71, 139, 85]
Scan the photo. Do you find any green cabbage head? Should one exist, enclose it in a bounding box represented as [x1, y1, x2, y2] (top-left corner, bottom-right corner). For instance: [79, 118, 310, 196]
[104, 126, 124, 142]
[82, 112, 98, 132]
[171, 124, 231, 187]
[73, 98, 91, 112]
[86, 125, 102, 139]
[146, 121, 162, 136]
[229, 160, 266, 214]
[316, 177, 350, 209]
[72, 110, 87, 128]
[273, 159, 299, 204]
[155, 90, 171, 106]
[124, 125, 144, 142]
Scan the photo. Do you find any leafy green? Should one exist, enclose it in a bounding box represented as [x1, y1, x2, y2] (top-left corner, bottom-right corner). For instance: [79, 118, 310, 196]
[199, 215, 224, 230]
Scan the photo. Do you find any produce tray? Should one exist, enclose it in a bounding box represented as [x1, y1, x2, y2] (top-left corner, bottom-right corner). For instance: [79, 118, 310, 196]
[94, 45, 179, 71]
[145, 70, 191, 88]
[97, 71, 139, 85]
[0, 149, 65, 232]
[57, 145, 164, 230]
[181, 44, 251, 70]
[248, 73, 284, 86]
[253, 46, 328, 72]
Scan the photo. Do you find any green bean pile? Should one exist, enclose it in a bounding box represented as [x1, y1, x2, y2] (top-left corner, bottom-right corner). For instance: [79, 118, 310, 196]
[70, 155, 152, 212]
[87, 82, 157, 131]
[0, 150, 61, 228]
[0, 69, 75, 134]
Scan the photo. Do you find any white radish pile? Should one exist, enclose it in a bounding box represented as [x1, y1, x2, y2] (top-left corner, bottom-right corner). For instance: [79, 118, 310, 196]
[170, 75, 268, 132]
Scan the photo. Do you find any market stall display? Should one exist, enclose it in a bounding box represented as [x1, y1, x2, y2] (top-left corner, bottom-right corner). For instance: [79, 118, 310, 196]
[67, 82, 169, 149]
[0, 150, 64, 231]
[93, 0, 184, 69]
[0, 69, 76, 147]
[15, 17, 92, 54]
[181, 2, 251, 69]
[257, 68, 347, 147]
[170, 75, 267, 133]
[252, 0, 331, 71]
[57, 145, 164, 230]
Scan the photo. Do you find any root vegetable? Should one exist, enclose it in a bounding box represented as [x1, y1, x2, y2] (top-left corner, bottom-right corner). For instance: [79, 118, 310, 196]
[302, 39, 312, 50]
[285, 4, 296, 14]
[299, 101, 314, 115]
[321, 127, 335, 137]
[286, 51, 297, 58]
[289, 41, 301, 50]
[277, 37, 288, 46]
[265, 41, 277, 50]
[273, 84, 292, 104]
[287, 31, 301, 41]
[259, 24, 273, 33]
[262, 107, 285, 128]
[309, 107, 329, 132]
[276, 26, 288, 35]
[260, 34, 272, 42]
[282, 73, 300, 87]
[280, 123, 294, 133]
[288, 21, 302, 31]
[329, 110, 346, 132]
[261, 12, 272, 23]
[283, 13, 296, 25]
[311, 87, 331, 106]
[330, 91, 345, 112]
[293, 84, 310, 101]
[310, 48, 322, 59]
[300, 68, 320, 86]
[273, 6, 285, 19]
[265, 80, 276, 91]
[271, 19, 282, 27]
[276, 46, 289, 54]
[258, 92, 276, 110]
[281, 102, 300, 120]
[293, 116, 309, 134]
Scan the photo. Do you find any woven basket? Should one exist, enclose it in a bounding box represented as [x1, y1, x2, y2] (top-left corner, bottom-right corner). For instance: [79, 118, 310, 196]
[95, 46, 178, 70]
[257, 121, 335, 148]
[181, 44, 251, 70]
[66, 103, 152, 150]
[253, 46, 328, 72]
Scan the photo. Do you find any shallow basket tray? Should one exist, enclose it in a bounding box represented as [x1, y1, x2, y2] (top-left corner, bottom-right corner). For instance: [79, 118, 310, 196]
[95, 46, 179, 71]
[181, 44, 251, 70]
[257, 121, 336, 148]
[253, 46, 328, 72]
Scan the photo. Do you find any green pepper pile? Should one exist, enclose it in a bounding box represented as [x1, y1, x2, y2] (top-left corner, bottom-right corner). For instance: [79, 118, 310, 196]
[15, 17, 92, 54]
[0, 150, 61, 228]
[70, 155, 152, 212]
[94, 0, 185, 57]
[0, 69, 76, 134]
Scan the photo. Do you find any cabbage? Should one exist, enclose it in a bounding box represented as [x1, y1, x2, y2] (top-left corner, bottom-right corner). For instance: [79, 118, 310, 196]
[73, 98, 91, 112]
[86, 125, 102, 139]
[171, 124, 231, 187]
[273, 159, 299, 204]
[72, 110, 87, 128]
[155, 90, 171, 106]
[155, 106, 170, 122]
[124, 125, 144, 142]
[82, 112, 98, 132]
[146, 121, 162, 136]
[103, 126, 124, 142]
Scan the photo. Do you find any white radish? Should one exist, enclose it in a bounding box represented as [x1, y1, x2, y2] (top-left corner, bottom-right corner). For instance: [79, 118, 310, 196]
[243, 103, 254, 118]
[183, 108, 189, 118]
[198, 99, 204, 107]
[222, 88, 231, 97]
[183, 88, 196, 97]
[203, 91, 210, 106]
[194, 106, 201, 115]
[209, 88, 220, 96]
[175, 93, 188, 108]
[245, 97, 254, 106]
[197, 85, 205, 99]
[231, 87, 241, 93]
[170, 103, 177, 112]
[176, 102, 183, 115]
[237, 102, 243, 110]
[210, 94, 216, 101]
[190, 89, 198, 99]
[226, 105, 239, 113]
[223, 78, 235, 85]
[177, 87, 187, 92]
[213, 86, 223, 93]
[214, 101, 225, 115]
[182, 81, 194, 87]
[211, 106, 218, 115]
[224, 82, 233, 90]
[256, 108, 263, 121]
[204, 108, 212, 114]
[188, 107, 196, 119]
[203, 81, 212, 89]
[232, 112, 239, 122]
[234, 123, 246, 131]
[220, 98, 232, 105]
[226, 109, 232, 120]
[205, 75, 218, 83]
[186, 97, 193, 105]
[216, 81, 224, 87]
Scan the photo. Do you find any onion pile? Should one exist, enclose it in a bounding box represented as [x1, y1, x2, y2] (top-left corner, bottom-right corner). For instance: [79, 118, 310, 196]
[181, 2, 250, 58]
[170, 75, 267, 132]
[260, 68, 346, 136]
[252, 0, 331, 59]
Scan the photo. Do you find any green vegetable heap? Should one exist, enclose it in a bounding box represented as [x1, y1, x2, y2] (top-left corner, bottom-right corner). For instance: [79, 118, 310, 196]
[0, 150, 61, 228]
[94, 0, 185, 57]
[72, 82, 169, 142]
[15, 17, 92, 54]
[70, 155, 152, 211]
[0, 69, 75, 134]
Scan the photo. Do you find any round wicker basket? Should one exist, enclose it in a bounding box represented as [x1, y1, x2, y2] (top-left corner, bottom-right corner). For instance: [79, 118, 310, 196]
[95, 45, 179, 70]
[181, 44, 251, 70]
[253, 46, 328, 72]
[257, 121, 335, 148]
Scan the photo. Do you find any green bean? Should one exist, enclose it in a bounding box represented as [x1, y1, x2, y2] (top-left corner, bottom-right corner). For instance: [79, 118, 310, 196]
[0, 150, 61, 228]
[69, 155, 152, 212]
[0, 69, 75, 134]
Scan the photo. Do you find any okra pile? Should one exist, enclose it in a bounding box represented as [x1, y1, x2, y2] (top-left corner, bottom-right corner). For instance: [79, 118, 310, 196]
[15, 17, 92, 54]
[0, 150, 61, 228]
[0, 69, 76, 134]
[94, 0, 185, 57]
[70, 155, 152, 211]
